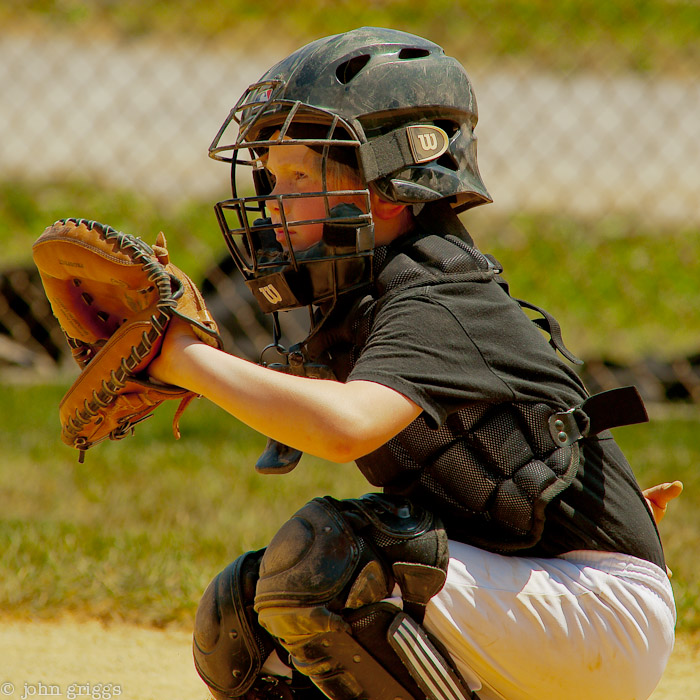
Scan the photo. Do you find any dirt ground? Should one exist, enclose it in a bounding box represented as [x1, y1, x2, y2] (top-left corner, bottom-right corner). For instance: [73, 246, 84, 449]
[0, 618, 697, 700]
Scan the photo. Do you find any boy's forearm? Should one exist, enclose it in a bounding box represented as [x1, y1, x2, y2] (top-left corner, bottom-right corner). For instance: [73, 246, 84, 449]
[155, 337, 419, 462]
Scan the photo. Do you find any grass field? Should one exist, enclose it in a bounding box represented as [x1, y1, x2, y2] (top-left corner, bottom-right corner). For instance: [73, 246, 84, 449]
[0, 381, 697, 632]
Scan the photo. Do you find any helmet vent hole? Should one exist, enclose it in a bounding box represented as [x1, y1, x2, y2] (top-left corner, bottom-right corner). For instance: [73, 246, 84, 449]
[398, 48, 431, 60]
[336, 55, 371, 84]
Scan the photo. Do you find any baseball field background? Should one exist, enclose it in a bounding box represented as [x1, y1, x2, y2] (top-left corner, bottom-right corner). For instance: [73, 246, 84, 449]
[0, 2, 698, 698]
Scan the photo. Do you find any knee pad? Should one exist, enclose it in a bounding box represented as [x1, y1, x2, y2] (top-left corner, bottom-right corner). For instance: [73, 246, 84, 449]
[253, 494, 453, 700]
[255, 493, 448, 620]
[193, 549, 277, 699]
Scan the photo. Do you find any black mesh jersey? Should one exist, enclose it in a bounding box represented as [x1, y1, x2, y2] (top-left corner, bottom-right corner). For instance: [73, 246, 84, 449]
[346, 264, 665, 569]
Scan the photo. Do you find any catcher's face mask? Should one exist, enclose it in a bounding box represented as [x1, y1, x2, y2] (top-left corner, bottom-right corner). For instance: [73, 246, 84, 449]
[209, 81, 374, 314]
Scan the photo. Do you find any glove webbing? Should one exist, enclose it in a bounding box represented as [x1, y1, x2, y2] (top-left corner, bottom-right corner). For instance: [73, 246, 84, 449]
[64, 315, 169, 441]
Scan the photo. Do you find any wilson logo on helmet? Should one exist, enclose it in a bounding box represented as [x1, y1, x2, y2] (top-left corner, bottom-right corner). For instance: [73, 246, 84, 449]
[406, 125, 449, 163]
[259, 284, 283, 304]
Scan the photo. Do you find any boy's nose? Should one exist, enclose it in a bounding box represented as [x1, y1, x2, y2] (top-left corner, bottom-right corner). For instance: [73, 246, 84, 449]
[267, 194, 281, 217]
[267, 196, 292, 230]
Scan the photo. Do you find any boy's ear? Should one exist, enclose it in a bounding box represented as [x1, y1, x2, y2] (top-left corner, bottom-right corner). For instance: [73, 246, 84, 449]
[370, 191, 408, 220]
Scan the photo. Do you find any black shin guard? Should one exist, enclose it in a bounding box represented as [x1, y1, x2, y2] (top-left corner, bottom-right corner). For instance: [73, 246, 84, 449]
[265, 603, 473, 700]
[193, 549, 276, 698]
[284, 605, 422, 699]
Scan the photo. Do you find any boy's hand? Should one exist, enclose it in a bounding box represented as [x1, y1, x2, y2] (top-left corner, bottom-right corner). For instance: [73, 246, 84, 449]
[643, 481, 684, 525]
[642, 481, 683, 578]
[148, 315, 205, 386]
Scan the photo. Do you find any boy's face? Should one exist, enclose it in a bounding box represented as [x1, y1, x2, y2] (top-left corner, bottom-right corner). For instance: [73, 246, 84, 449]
[264, 140, 364, 252]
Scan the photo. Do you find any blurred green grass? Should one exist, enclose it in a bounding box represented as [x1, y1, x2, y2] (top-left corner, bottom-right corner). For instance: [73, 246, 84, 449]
[478, 212, 700, 361]
[0, 179, 223, 274]
[0, 382, 368, 626]
[4, 0, 699, 74]
[0, 382, 698, 631]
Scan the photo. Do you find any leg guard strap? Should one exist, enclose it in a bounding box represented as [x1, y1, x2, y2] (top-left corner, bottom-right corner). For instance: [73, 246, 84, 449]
[259, 603, 473, 700]
[389, 613, 476, 700]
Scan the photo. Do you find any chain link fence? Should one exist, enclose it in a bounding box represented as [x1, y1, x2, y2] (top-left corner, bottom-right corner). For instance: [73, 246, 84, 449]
[1, 3, 698, 402]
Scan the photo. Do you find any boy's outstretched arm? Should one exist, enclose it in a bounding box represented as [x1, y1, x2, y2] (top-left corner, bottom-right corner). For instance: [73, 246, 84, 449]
[152, 322, 687, 525]
[149, 319, 421, 463]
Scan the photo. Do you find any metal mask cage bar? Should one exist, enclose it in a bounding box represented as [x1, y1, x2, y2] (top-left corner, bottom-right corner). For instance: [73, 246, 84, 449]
[209, 80, 364, 164]
[214, 188, 373, 278]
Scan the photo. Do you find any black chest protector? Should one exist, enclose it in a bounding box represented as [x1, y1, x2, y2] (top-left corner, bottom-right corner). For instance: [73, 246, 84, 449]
[296, 222, 648, 554]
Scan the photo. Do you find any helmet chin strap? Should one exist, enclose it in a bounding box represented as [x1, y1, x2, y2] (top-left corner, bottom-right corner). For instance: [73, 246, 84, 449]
[321, 202, 372, 248]
[358, 123, 450, 182]
[254, 306, 344, 476]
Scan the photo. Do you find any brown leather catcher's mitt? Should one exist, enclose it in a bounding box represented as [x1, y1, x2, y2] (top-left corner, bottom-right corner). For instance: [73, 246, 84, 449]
[32, 218, 223, 461]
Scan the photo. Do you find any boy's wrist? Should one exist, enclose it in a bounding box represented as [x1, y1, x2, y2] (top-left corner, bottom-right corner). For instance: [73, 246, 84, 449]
[149, 329, 201, 386]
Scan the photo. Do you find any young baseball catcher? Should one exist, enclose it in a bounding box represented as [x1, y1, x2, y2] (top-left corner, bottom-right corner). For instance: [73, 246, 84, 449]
[34, 27, 679, 700]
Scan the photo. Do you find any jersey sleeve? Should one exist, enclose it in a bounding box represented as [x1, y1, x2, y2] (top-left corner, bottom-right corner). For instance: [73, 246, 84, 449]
[346, 280, 586, 427]
[347, 285, 513, 426]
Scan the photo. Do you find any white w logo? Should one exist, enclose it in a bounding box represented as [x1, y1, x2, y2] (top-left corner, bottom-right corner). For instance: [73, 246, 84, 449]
[416, 132, 438, 152]
[406, 125, 449, 163]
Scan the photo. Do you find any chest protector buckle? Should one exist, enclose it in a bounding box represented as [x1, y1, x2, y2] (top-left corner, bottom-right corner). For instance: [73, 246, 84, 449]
[549, 386, 648, 447]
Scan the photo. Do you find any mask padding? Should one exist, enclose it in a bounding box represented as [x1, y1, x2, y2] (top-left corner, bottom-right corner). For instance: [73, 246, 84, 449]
[322, 203, 366, 248]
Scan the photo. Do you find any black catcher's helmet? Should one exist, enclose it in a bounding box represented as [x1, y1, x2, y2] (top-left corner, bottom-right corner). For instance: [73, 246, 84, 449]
[209, 26, 491, 316]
